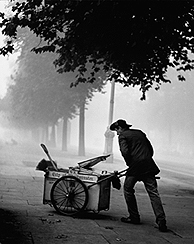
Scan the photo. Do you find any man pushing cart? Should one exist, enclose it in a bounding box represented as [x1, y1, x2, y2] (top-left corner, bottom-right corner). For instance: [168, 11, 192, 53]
[37, 125, 167, 233]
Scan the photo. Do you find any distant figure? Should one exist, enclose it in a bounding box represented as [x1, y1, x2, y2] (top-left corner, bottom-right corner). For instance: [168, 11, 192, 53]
[110, 119, 167, 232]
[36, 159, 57, 172]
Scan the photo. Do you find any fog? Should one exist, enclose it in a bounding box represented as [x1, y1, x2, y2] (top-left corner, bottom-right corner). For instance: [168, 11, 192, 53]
[0, 0, 193, 173]
[0, 67, 194, 175]
[70, 68, 194, 172]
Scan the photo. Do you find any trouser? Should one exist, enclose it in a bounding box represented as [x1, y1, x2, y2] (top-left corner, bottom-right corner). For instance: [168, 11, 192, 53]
[123, 174, 166, 224]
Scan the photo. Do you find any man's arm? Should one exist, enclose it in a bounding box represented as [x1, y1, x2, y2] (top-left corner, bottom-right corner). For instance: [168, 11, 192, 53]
[119, 135, 131, 166]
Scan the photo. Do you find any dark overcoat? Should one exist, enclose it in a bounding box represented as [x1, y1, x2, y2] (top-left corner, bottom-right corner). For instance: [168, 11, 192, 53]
[118, 128, 160, 177]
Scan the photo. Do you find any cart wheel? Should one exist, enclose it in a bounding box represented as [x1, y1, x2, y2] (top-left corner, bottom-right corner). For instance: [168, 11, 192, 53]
[50, 175, 88, 216]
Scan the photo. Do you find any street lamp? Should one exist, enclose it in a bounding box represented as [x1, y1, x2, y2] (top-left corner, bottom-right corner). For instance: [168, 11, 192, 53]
[104, 79, 115, 163]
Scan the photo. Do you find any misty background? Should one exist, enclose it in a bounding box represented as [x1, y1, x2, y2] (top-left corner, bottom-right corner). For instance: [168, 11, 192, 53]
[0, 66, 194, 168]
[63, 69, 194, 163]
[0, 1, 194, 174]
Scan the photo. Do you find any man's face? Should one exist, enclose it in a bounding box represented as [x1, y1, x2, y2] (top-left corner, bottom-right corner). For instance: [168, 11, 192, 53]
[115, 126, 123, 135]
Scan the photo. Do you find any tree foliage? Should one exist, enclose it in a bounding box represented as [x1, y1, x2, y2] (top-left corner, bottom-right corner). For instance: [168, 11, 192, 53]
[3, 27, 106, 130]
[6, 52, 78, 129]
[1, 0, 194, 99]
[2, 29, 73, 128]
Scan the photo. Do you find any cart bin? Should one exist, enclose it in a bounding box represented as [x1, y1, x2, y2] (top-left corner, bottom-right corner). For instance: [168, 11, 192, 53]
[85, 174, 111, 212]
[43, 170, 69, 204]
[43, 170, 111, 213]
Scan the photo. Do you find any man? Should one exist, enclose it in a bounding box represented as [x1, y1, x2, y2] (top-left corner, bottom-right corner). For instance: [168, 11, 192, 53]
[110, 119, 167, 232]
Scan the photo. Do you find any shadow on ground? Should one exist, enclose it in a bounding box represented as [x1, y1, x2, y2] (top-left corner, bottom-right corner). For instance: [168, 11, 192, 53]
[50, 209, 120, 221]
[0, 208, 29, 244]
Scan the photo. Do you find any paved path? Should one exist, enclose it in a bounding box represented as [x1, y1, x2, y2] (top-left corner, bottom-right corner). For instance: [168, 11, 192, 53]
[0, 143, 194, 244]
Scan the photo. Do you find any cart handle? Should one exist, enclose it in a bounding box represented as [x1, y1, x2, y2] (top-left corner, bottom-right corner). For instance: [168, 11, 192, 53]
[113, 168, 160, 179]
[87, 169, 127, 189]
[40, 143, 58, 171]
[87, 168, 160, 189]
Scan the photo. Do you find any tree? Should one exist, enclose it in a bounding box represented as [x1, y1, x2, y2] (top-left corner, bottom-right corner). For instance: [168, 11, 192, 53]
[2, 25, 106, 153]
[72, 76, 105, 156]
[5, 46, 79, 147]
[0, 0, 194, 99]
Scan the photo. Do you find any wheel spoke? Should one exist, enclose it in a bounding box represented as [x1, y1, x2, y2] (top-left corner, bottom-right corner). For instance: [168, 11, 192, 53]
[54, 186, 68, 195]
[73, 189, 87, 196]
[57, 198, 67, 209]
[51, 176, 88, 216]
[72, 200, 82, 209]
[73, 181, 82, 191]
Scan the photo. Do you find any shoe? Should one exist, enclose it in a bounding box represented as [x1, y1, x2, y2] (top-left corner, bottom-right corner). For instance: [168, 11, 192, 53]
[158, 220, 168, 232]
[121, 217, 141, 225]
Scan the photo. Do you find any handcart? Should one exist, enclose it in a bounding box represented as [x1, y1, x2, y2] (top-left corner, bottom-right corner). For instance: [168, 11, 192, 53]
[37, 144, 126, 216]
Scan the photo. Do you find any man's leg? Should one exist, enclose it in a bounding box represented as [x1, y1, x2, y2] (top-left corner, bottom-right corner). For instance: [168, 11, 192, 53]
[143, 175, 167, 231]
[122, 175, 140, 223]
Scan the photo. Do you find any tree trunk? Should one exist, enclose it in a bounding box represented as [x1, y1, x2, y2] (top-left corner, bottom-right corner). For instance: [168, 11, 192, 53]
[62, 117, 68, 151]
[78, 98, 85, 156]
[41, 126, 48, 143]
[41, 125, 49, 145]
[45, 126, 49, 145]
[50, 124, 56, 148]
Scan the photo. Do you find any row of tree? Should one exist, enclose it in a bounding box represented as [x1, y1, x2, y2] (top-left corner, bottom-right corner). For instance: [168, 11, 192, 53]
[0, 28, 107, 155]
